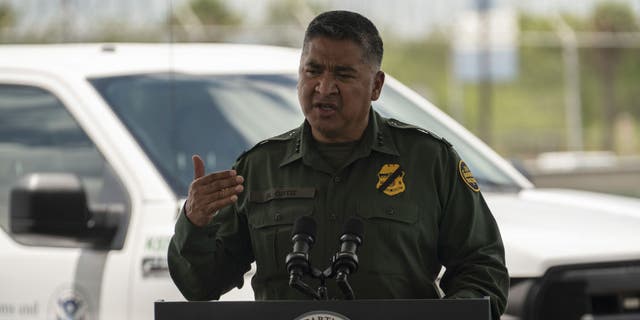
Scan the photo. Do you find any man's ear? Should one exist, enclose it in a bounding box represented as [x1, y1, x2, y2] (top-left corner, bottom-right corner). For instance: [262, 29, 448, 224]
[371, 71, 385, 101]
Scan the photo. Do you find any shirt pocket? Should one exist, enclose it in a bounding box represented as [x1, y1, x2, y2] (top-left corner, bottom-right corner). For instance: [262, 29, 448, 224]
[357, 201, 418, 224]
[355, 201, 421, 275]
[247, 199, 314, 277]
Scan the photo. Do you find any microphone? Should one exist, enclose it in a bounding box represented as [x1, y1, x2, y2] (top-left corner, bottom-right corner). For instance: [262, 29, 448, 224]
[285, 216, 319, 299]
[333, 217, 364, 299]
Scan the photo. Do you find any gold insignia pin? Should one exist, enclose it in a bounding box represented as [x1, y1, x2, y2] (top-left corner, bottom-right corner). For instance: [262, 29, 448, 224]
[459, 160, 480, 192]
[376, 164, 406, 196]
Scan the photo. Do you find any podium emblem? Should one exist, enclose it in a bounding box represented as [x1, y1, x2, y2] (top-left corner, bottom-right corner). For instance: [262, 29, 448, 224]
[294, 310, 351, 320]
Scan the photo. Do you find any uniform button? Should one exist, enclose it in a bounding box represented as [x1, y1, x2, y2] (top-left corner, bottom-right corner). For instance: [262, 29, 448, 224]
[329, 213, 337, 221]
[274, 213, 282, 221]
[333, 176, 342, 183]
[386, 209, 395, 216]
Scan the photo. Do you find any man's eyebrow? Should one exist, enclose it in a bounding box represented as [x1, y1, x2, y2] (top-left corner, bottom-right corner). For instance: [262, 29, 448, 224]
[305, 61, 323, 69]
[303, 61, 357, 73]
[334, 65, 357, 73]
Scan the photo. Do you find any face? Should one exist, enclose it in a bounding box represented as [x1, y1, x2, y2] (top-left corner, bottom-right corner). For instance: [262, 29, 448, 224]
[298, 37, 385, 143]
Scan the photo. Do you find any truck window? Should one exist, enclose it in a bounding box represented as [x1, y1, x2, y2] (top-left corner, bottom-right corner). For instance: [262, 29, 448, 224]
[91, 73, 521, 198]
[91, 73, 304, 197]
[0, 84, 129, 248]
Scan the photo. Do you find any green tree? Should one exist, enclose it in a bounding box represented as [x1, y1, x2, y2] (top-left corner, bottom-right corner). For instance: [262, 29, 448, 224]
[189, 0, 242, 26]
[171, 0, 243, 42]
[518, 12, 554, 31]
[0, 3, 14, 27]
[266, 0, 324, 27]
[0, 3, 15, 42]
[590, 2, 638, 150]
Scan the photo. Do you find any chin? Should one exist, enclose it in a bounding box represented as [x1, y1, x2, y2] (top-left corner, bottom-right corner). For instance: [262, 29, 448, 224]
[313, 126, 341, 140]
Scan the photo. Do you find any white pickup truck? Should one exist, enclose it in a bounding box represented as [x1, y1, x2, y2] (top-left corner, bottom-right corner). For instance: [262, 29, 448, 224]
[1, 43, 639, 320]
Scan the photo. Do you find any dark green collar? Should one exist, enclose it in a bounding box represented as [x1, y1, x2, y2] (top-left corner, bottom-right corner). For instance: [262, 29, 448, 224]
[279, 109, 399, 168]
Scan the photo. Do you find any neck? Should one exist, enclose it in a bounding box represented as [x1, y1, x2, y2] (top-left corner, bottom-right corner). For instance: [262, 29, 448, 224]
[311, 130, 364, 143]
[310, 112, 370, 143]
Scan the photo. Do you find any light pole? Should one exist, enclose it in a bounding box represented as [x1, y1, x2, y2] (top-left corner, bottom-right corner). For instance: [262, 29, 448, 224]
[476, 0, 493, 145]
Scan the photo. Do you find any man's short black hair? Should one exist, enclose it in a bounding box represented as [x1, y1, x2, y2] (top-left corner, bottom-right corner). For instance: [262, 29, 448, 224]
[303, 10, 384, 68]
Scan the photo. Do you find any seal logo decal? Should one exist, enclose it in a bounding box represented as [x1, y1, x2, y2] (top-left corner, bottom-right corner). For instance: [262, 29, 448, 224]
[459, 160, 480, 192]
[48, 286, 92, 320]
[376, 164, 406, 196]
[294, 310, 351, 320]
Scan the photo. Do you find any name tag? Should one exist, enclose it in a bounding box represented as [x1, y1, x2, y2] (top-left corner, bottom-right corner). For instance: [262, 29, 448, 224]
[249, 188, 316, 203]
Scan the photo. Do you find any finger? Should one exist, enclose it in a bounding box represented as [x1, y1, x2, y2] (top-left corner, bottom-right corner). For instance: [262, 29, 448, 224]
[188, 188, 241, 224]
[216, 184, 244, 199]
[192, 184, 243, 204]
[195, 169, 237, 185]
[193, 155, 205, 180]
[199, 175, 244, 195]
[206, 194, 240, 213]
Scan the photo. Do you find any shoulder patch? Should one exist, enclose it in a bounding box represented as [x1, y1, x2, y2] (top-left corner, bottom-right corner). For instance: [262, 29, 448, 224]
[386, 118, 452, 147]
[459, 160, 480, 192]
[237, 128, 298, 160]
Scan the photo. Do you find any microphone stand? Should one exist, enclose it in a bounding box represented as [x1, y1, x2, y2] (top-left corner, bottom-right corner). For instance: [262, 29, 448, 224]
[291, 260, 355, 300]
[287, 216, 362, 300]
[335, 270, 354, 300]
[289, 270, 321, 300]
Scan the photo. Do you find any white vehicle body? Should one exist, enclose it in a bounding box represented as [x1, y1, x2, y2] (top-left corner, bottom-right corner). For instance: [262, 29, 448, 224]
[0, 44, 638, 320]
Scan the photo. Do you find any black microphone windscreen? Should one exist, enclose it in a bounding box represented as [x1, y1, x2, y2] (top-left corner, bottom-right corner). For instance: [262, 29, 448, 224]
[343, 217, 364, 238]
[292, 215, 317, 238]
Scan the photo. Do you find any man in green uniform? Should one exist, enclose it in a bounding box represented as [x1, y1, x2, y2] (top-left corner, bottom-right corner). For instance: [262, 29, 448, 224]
[168, 10, 508, 319]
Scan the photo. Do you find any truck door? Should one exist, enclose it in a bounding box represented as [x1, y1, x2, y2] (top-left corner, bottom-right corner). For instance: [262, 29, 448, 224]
[0, 83, 131, 320]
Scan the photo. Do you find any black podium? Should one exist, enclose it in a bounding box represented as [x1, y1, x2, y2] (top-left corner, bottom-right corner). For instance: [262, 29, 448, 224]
[155, 299, 491, 320]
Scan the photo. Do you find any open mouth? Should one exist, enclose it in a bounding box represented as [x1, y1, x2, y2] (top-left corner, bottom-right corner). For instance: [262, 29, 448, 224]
[314, 103, 337, 111]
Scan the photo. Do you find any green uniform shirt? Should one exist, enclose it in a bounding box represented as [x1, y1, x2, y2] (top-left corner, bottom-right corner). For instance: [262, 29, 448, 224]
[168, 109, 509, 319]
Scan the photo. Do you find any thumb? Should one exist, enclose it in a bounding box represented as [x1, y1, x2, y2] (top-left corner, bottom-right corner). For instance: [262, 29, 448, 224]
[192, 154, 205, 179]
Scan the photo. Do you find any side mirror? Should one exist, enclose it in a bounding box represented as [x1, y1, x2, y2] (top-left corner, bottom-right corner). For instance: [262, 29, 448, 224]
[10, 173, 121, 243]
[11, 173, 90, 235]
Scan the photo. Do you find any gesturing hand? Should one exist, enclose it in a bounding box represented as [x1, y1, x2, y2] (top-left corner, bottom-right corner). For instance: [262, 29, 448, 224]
[185, 154, 244, 227]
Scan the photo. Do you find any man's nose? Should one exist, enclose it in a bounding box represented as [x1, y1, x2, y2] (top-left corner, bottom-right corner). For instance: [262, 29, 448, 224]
[315, 74, 339, 95]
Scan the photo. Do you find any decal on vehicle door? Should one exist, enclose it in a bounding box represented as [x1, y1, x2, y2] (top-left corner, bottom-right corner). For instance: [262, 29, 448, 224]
[142, 235, 171, 278]
[48, 285, 92, 320]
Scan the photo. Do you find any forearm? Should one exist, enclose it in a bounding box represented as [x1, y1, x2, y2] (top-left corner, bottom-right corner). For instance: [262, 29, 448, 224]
[168, 238, 247, 300]
[438, 212, 509, 319]
[440, 252, 509, 319]
[168, 206, 250, 300]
